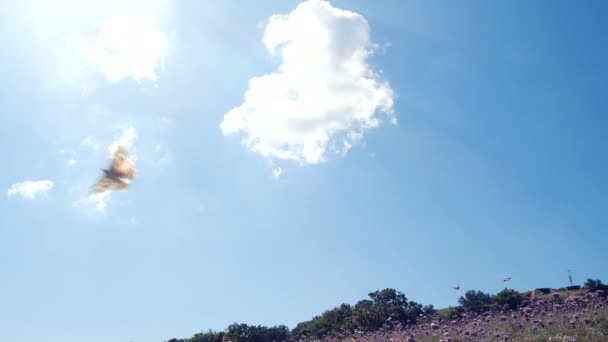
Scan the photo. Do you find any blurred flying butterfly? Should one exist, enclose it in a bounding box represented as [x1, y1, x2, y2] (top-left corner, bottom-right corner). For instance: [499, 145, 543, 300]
[90, 146, 136, 194]
[504, 277, 512, 282]
[453, 285, 460, 290]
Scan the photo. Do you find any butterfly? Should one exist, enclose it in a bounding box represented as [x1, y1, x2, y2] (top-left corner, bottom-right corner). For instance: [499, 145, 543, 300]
[453, 285, 460, 290]
[90, 146, 136, 194]
[504, 277, 512, 282]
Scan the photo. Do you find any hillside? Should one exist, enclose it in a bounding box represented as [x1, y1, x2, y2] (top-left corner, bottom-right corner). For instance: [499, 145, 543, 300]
[167, 279, 608, 342]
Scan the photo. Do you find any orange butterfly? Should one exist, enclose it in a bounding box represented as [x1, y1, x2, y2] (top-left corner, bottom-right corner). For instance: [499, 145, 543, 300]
[90, 146, 136, 194]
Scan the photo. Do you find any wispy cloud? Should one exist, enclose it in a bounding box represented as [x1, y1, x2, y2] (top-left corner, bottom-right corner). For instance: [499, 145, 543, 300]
[67, 159, 77, 167]
[153, 144, 172, 167]
[7, 180, 54, 199]
[272, 167, 283, 180]
[73, 191, 111, 213]
[220, 0, 395, 165]
[108, 125, 137, 161]
[81, 136, 101, 150]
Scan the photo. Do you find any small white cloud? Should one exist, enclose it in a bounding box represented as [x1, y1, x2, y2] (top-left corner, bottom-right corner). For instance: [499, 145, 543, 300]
[7, 180, 54, 199]
[220, 0, 395, 165]
[59, 148, 77, 156]
[157, 157, 171, 167]
[152, 144, 172, 166]
[108, 125, 137, 160]
[159, 116, 171, 126]
[81, 136, 101, 150]
[62, 16, 169, 84]
[68, 159, 77, 167]
[272, 167, 283, 179]
[73, 191, 111, 213]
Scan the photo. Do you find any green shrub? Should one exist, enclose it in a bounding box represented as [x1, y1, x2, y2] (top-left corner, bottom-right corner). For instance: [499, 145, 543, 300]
[493, 288, 524, 310]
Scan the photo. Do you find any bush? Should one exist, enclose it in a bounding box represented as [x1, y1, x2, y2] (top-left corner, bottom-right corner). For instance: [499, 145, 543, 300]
[224, 323, 289, 342]
[292, 303, 354, 339]
[422, 304, 437, 315]
[294, 289, 427, 339]
[458, 290, 493, 314]
[440, 306, 464, 319]
[493, 288, 524, 310]
[584, 279, 607, 292]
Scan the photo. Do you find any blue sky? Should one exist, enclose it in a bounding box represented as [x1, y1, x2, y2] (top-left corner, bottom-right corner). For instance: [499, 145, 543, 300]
[1, 1, 607, 341]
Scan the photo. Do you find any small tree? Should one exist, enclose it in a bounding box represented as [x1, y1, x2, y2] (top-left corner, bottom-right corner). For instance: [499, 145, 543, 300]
[584, 279, 606, 292]
[224, 323, 289, 342]
[493, 288, 524, 310]
[422, 304, 437, 315]
[458, 290, 493, 313]
[441, 306, 464, 319]
[352, 299, 381, 331]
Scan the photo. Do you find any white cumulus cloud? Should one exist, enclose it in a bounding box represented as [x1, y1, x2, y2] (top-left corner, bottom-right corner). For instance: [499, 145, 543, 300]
[220, 0, 395, 165]
[7, 180, 54, 199]
[62, 16, 169, 84]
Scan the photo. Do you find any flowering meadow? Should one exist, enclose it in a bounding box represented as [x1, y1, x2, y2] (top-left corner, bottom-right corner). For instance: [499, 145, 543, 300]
[308, 290, 608, 342]
[168, 284, 608, 342]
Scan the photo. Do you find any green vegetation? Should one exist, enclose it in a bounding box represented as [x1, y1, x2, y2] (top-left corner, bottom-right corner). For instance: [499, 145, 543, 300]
[292, 288, 425, 339]
[167, 324, 289, 342]
[493, 288, 525, 310]
[584, 278, 608, 294]
[166, 280, 608, 342]
[457, 290, 493, 313]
